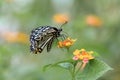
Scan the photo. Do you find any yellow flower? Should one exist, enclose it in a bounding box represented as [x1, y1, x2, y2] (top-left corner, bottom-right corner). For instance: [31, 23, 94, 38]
[1, 31, 28, 43]
[58, 41, 63, 48]
[73, 49, 80, 55]
[73, 49, 94, 61]
[53, 13, 69, 24]
[73, 49, 95, 70]
[86, 15, 102, 27]
[16, 32, 29, 43]
[58, 37, 76, 48]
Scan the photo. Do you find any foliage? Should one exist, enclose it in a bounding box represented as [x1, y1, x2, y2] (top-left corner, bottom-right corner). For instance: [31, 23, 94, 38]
[0, 0, 120, 80]
[43, 48, 112, 80]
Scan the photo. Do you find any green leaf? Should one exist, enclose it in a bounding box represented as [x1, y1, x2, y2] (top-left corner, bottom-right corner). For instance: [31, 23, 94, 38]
[43, 59, 75, 71]
[93, 52, 100, 57]
[58, 62, 74, 70]
[43, 64, 53, 72]
[76, 59, 112, 80]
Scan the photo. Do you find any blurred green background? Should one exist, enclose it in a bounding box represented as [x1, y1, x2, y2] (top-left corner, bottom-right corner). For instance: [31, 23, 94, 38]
[0, 0, 120, 80]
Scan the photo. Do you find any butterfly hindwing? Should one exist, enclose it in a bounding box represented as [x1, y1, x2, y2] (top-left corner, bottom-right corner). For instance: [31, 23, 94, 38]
[46, 37, 55, 52]
[38, 36, 53, 52]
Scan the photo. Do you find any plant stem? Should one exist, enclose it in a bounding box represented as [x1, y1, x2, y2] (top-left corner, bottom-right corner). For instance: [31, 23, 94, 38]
[69, 66, 76, 80]
[72, 73, 75, 80]
[75, 62, 82, 75]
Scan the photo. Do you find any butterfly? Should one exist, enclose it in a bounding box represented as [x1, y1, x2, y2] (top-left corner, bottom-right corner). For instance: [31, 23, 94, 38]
[30, 23, 67, 54]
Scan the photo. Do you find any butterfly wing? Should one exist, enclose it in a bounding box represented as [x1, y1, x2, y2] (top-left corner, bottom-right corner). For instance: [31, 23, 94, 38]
[38, 36, 53, 53]
[46, 37, 55, 52]
[30, 26, 62, 54]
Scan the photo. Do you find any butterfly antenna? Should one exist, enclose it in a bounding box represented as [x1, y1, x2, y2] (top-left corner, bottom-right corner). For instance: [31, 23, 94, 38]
[60, 21, 68, 28]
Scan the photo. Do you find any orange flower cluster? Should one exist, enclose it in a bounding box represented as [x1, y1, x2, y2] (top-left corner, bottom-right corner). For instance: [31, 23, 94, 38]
[53, 13, 69, 24]
[58, 37, 76, 48]
[73, 49, 94, 61]
[73, 49, 94, 70]
[86, 15, 102, 27]
[1, 31, 28, 43]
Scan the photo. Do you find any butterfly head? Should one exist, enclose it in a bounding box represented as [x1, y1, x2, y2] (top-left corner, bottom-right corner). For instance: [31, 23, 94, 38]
[58, 28, 62, 33]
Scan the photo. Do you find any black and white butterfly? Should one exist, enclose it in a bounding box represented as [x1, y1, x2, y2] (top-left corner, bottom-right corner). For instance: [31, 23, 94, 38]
[30, 23, 67, 54]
